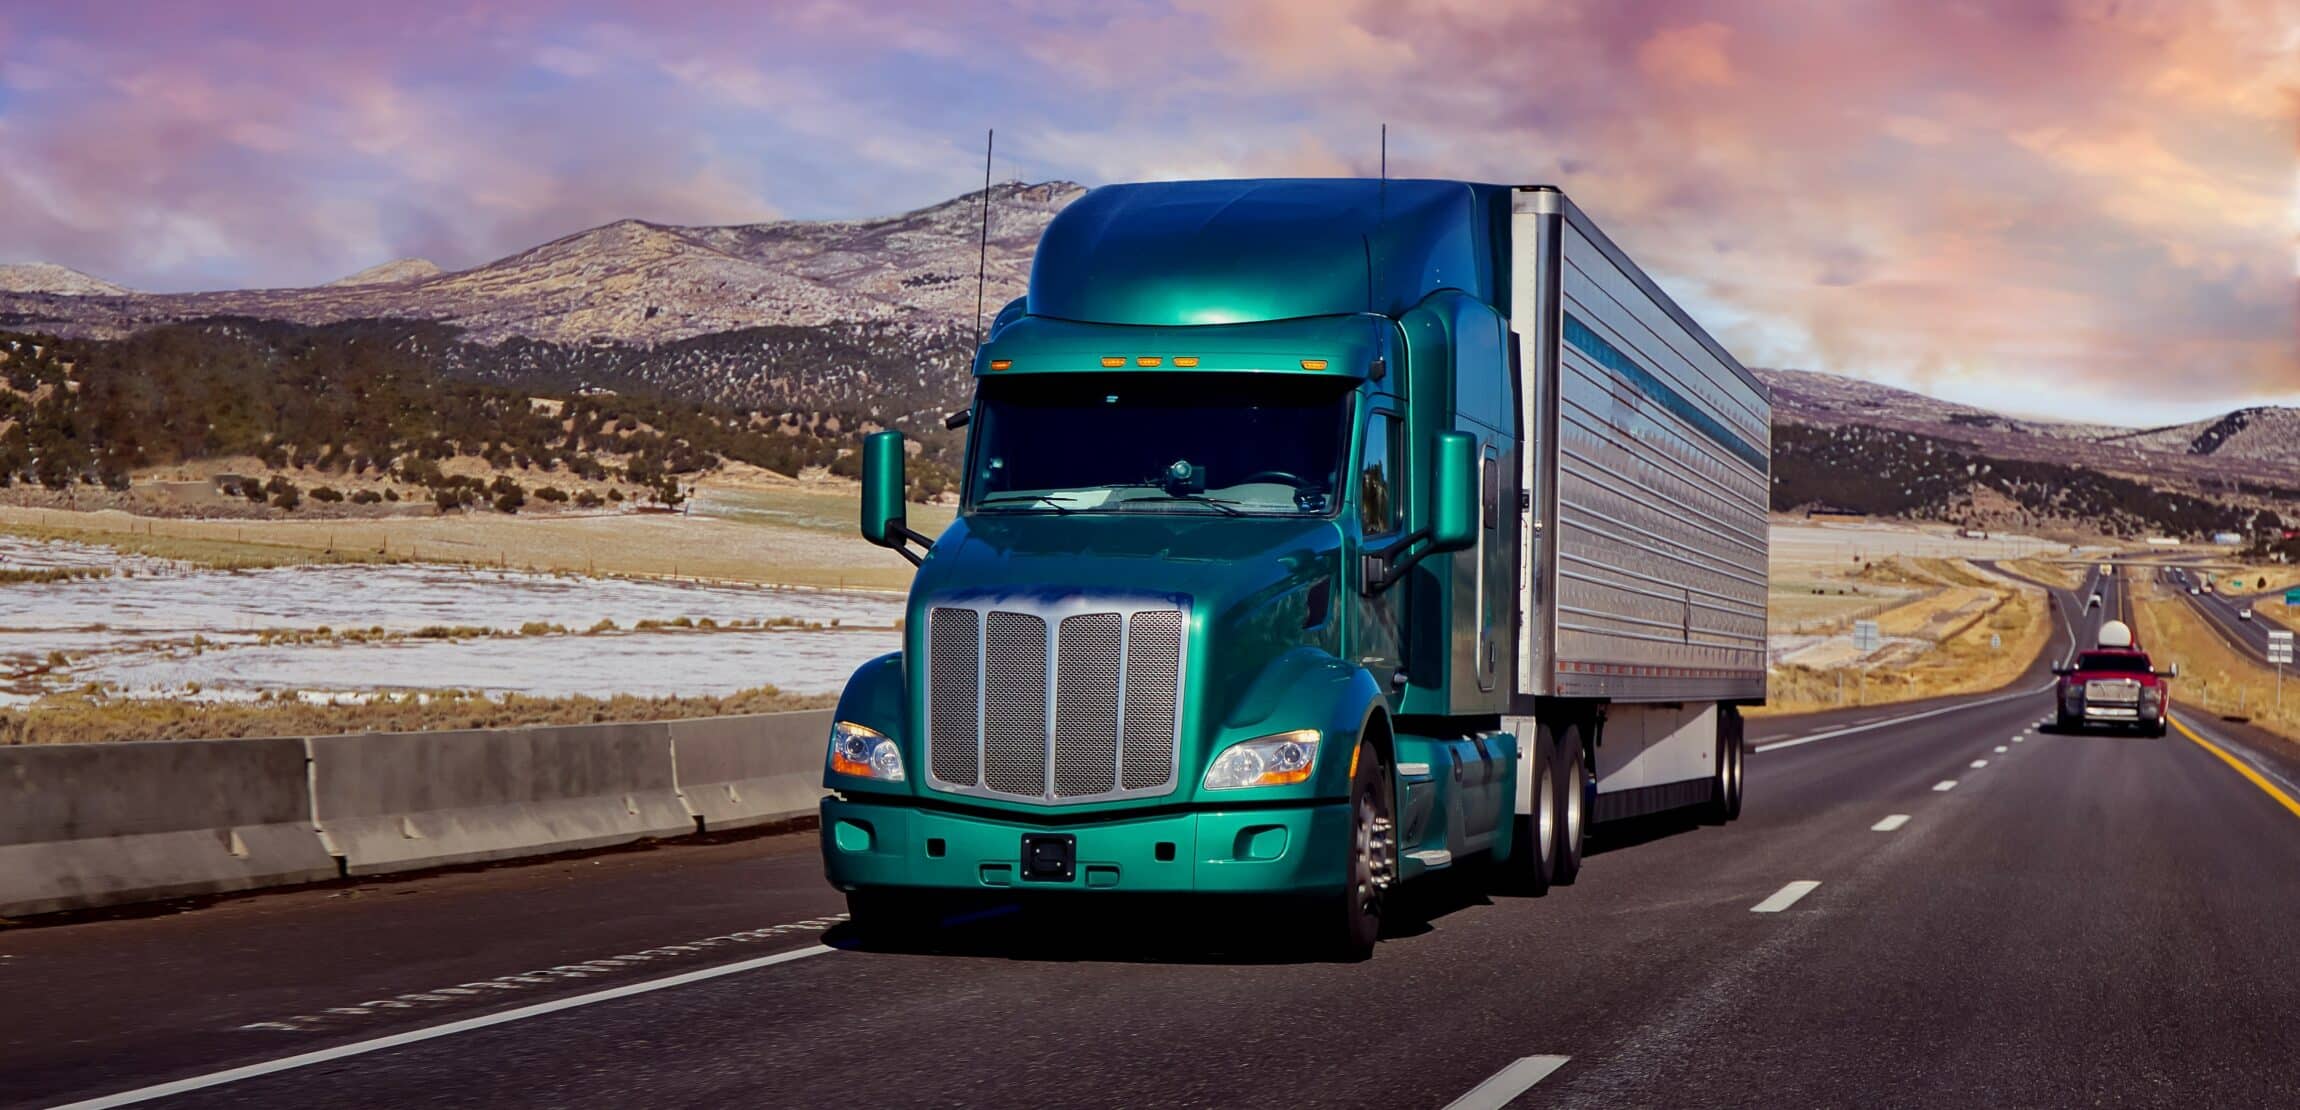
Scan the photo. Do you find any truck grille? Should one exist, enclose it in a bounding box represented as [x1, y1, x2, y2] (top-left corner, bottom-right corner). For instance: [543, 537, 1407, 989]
[925, 599, 1186, 803]
[2086, 678, 2142, 705]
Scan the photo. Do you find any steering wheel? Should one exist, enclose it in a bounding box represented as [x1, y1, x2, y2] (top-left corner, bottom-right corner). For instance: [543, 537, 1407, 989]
[1239, 470, 1312, 488]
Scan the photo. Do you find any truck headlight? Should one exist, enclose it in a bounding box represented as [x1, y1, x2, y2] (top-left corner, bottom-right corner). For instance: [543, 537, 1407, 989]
[1203, 729, 1320, 790]
[828, 721, 905, 782]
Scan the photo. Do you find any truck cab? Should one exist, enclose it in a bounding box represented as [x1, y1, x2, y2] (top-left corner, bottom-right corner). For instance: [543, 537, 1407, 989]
[2053, 620, 2174, 736]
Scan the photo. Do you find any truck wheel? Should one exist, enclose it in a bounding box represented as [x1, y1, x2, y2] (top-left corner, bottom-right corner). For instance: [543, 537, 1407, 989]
[1319, 735, 1394, 961]
[1704, 723, 1733, 825]
[1553, 726, 1588, 886]
[1501, 725, 1558, 896]
[844, 888, 935, 948]
[2054, 710, 2076, 734]
[1724, 706, 1746, 821]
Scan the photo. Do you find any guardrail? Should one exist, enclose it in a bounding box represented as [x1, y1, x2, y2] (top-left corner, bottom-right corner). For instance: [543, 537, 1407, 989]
[0, 708, 834, 918]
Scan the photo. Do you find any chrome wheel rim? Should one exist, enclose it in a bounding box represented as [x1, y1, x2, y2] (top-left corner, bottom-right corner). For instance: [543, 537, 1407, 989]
[1352, 778, 1394, 915]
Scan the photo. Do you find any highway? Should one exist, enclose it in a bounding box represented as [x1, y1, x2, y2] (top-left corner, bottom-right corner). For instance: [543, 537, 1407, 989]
[10, 572, 2300, 1108]
[2166, 568, 2288, 662]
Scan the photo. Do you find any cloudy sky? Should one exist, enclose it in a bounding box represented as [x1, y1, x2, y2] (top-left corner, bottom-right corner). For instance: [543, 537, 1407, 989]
[0, 0, 2293, 423]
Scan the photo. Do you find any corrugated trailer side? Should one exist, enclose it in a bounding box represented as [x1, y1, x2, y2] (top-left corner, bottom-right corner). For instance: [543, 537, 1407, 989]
[1510, 187, 1771, 703]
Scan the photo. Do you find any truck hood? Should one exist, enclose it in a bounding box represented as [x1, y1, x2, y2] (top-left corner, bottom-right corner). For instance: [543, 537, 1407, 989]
[898, 512, 1347, 811]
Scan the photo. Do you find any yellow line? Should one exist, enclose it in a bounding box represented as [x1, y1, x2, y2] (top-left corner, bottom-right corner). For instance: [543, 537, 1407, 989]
[2170, 713, 2300, 821]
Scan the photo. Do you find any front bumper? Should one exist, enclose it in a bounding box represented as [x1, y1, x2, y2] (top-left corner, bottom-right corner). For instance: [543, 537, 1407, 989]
[821, 795, 1350, 895]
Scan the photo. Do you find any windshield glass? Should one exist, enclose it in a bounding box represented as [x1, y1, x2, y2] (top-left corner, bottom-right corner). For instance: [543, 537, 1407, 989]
[2077, 652, 2152, 674]
[965, 372, 1352, 516]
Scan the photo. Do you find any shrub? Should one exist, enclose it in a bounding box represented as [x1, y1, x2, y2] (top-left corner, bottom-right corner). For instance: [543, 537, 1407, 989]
[350, 489, 382, 504]
[383, 487, 400, 501]
[535, 486, 569, 503]
[310, 486, 344, 503]
[574, 489, 602, 508]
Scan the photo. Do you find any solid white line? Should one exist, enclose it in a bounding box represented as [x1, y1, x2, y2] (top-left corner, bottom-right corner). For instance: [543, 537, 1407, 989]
[1751, 880, 1822, 913]
[1443, 1055, 1572, 1110]
[1753, 680, 2055, 754]
[1970, 759, 1989, 768]
[1933, 780, 1958, 791]
[55, 945, 838, 1109]
[1871, 814, 1911, 832]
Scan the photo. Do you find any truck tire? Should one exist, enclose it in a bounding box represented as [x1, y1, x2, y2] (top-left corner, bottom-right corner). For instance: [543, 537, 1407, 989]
[1500, 724, 1558, 896]
[1704, 722, 1733, 825]
[1553, 726, 1588, 886]
[1724, 706, 1746, 821]
[1322, 735, 1394, 961]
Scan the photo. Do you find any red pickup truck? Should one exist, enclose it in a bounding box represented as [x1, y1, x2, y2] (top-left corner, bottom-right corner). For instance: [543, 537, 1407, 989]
[2053, 620, 2175, 736]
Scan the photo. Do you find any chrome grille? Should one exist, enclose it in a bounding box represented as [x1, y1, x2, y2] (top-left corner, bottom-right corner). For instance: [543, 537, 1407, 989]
[926, 608, 979, 786]
[1122, 611, 1184, 790]
[983, 612, 1050, 796]
[2086, 678, 2141, 705]
[923, 597, 1187, 803]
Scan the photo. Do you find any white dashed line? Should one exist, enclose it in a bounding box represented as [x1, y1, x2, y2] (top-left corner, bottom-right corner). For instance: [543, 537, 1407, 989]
[2013, 736, 2024, 743]
[1970, 759, 1989, 768]
[1752, 682, 2057, 754]
[1871, 814, 1911, 832]
[1994, 746, 2008, 753]
[1933, 780, 1959, 791]
[77, 945, 837, 1109]
[1751, 881, 1823, 913]
[1443, 1055, 1573, 1110]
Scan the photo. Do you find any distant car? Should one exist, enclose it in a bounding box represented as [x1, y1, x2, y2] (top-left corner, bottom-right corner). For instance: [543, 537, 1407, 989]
[2190, 587, 2202, 595]
[2088, 592, 2102, 609]
[2240, 608, 2253, 621]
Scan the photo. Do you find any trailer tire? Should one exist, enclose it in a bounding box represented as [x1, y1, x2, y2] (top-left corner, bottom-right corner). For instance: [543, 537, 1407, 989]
[1500, 724, 1558, 896]
[1553, 726, 1588, 886]
[1704, 724, 1733, 825]
[1724, 706, 1746, 821]
[1321, 734, 1393, 962]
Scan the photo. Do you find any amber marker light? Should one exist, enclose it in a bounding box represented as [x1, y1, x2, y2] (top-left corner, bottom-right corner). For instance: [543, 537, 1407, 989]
[1101, 356, 1126, 367]
[1300, 359, 1328, 370]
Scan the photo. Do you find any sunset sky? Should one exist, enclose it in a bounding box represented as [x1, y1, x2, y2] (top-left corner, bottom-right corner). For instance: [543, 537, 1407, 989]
[0, 0, 2293, 423]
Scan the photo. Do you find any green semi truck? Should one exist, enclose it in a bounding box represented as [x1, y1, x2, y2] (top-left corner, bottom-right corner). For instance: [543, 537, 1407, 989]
[822, 178, 1771, 958]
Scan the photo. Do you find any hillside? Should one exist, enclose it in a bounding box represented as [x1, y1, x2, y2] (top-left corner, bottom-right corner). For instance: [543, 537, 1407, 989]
[0, 263, 132, 297]
[0, 182, 1082, 345]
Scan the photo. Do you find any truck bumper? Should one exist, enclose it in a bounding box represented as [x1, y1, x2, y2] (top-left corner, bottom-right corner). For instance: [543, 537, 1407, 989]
[820, 796, 1350, 896]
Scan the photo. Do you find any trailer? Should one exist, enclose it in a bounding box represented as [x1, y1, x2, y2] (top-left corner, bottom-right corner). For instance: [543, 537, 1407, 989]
[824, 179, 1770, 958]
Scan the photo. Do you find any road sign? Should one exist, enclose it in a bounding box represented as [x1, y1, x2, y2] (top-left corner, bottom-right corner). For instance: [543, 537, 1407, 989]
[2271, 631, 2294, 666]
[1853, 620, 1881, 653]
[2285, 587, 2300, 607]
[1990, 633, 2001, 651]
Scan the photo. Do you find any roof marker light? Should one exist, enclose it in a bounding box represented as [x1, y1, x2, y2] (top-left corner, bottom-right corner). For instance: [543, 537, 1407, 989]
[1300, 359, 1329, 371]
[988, 359, 1012, 371]
[1101, 356, 1126, 367]
[1136, 356, 1162, 367]
[1173, 356, 1200, 367]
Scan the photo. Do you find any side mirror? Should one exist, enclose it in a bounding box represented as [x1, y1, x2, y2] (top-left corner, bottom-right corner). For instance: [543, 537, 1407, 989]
[860, 431, 931, 565]
[2163, 663, 2181, 679]
[1428, 431, 1478, 554]
[2051, 666, 2072, 677]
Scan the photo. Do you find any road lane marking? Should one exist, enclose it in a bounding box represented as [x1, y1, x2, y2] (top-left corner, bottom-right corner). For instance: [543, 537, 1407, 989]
[1871, 815, 1911, 832]
[1751, 881, 1822, 913]
[1933, 780, 1958, 791]
[2170, 715, 2300, 822]
[63, 945, 839, 1109]
[1995, 746, 2008, 753]
[1444, 1055, 1572, 1110]
[1970, 759, 1989, 768]
[1753, 681, 2056, 754]
[2013, 736, 2024, 743]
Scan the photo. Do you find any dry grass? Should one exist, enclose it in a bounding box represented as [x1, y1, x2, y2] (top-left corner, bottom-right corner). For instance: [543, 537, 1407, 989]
[1753, 570, 2050, 717]
[0, 686, 835, 745]
[0, 495, 946, 590]
[2130, 580, 2300, 742]
[2002, 558, 2084, 589]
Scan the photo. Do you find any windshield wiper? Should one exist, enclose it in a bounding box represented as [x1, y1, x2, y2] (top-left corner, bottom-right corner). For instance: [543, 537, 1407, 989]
[974, 493, 1076, 514]
[1120, 491, 1245, 517]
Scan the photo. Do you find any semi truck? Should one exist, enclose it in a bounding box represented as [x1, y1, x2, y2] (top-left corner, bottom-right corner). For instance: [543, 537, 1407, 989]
[822, 178, 1771, 958]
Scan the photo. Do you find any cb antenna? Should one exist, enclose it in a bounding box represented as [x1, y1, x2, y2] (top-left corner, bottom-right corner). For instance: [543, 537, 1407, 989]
[973, 129, 994, 357]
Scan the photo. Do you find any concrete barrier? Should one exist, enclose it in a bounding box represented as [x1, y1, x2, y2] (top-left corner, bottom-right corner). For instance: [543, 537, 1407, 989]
[0, 737, 337, 918]
[668, 710, 834, 831]
[308, 722, 692, 876]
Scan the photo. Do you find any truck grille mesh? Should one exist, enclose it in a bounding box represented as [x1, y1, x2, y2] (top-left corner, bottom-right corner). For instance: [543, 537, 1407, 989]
[2086, 678, 2142, 705]
[925, 600, 1185, 802]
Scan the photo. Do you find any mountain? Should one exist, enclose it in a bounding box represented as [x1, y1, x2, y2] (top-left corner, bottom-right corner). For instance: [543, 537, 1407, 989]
[326, 258, 445, 287]
[0, 263, 131, 297]
[0, 182, 1083, 345]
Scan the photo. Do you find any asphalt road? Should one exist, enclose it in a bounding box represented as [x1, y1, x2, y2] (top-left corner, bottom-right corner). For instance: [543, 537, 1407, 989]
[10, 571, 2300, 1108]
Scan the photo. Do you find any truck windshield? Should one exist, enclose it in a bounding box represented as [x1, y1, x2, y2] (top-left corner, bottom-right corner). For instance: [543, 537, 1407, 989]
[2076, 652, 2152, 674]
[965, 372, 1352, 516]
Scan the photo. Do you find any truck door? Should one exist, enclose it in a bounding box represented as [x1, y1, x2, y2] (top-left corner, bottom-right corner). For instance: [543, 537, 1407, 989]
[1351, 407, 1407, 699]
[1477, 444, 1502, 692]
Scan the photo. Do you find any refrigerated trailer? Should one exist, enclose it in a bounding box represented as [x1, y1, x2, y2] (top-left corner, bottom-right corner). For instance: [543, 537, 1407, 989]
[824, 179, 1771, 958]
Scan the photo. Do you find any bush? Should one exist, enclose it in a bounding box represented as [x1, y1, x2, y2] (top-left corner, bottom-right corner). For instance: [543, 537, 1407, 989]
[350, 489, 382, 505]
[310, 486, 344, 503]
[383, 487, 400, 501]
[535, 486, 569, 503]
[266, 476, 300, 511]
[608, 488, 624, 502]
[434, 487, 460, 512]
[574, 489, 602, 508]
